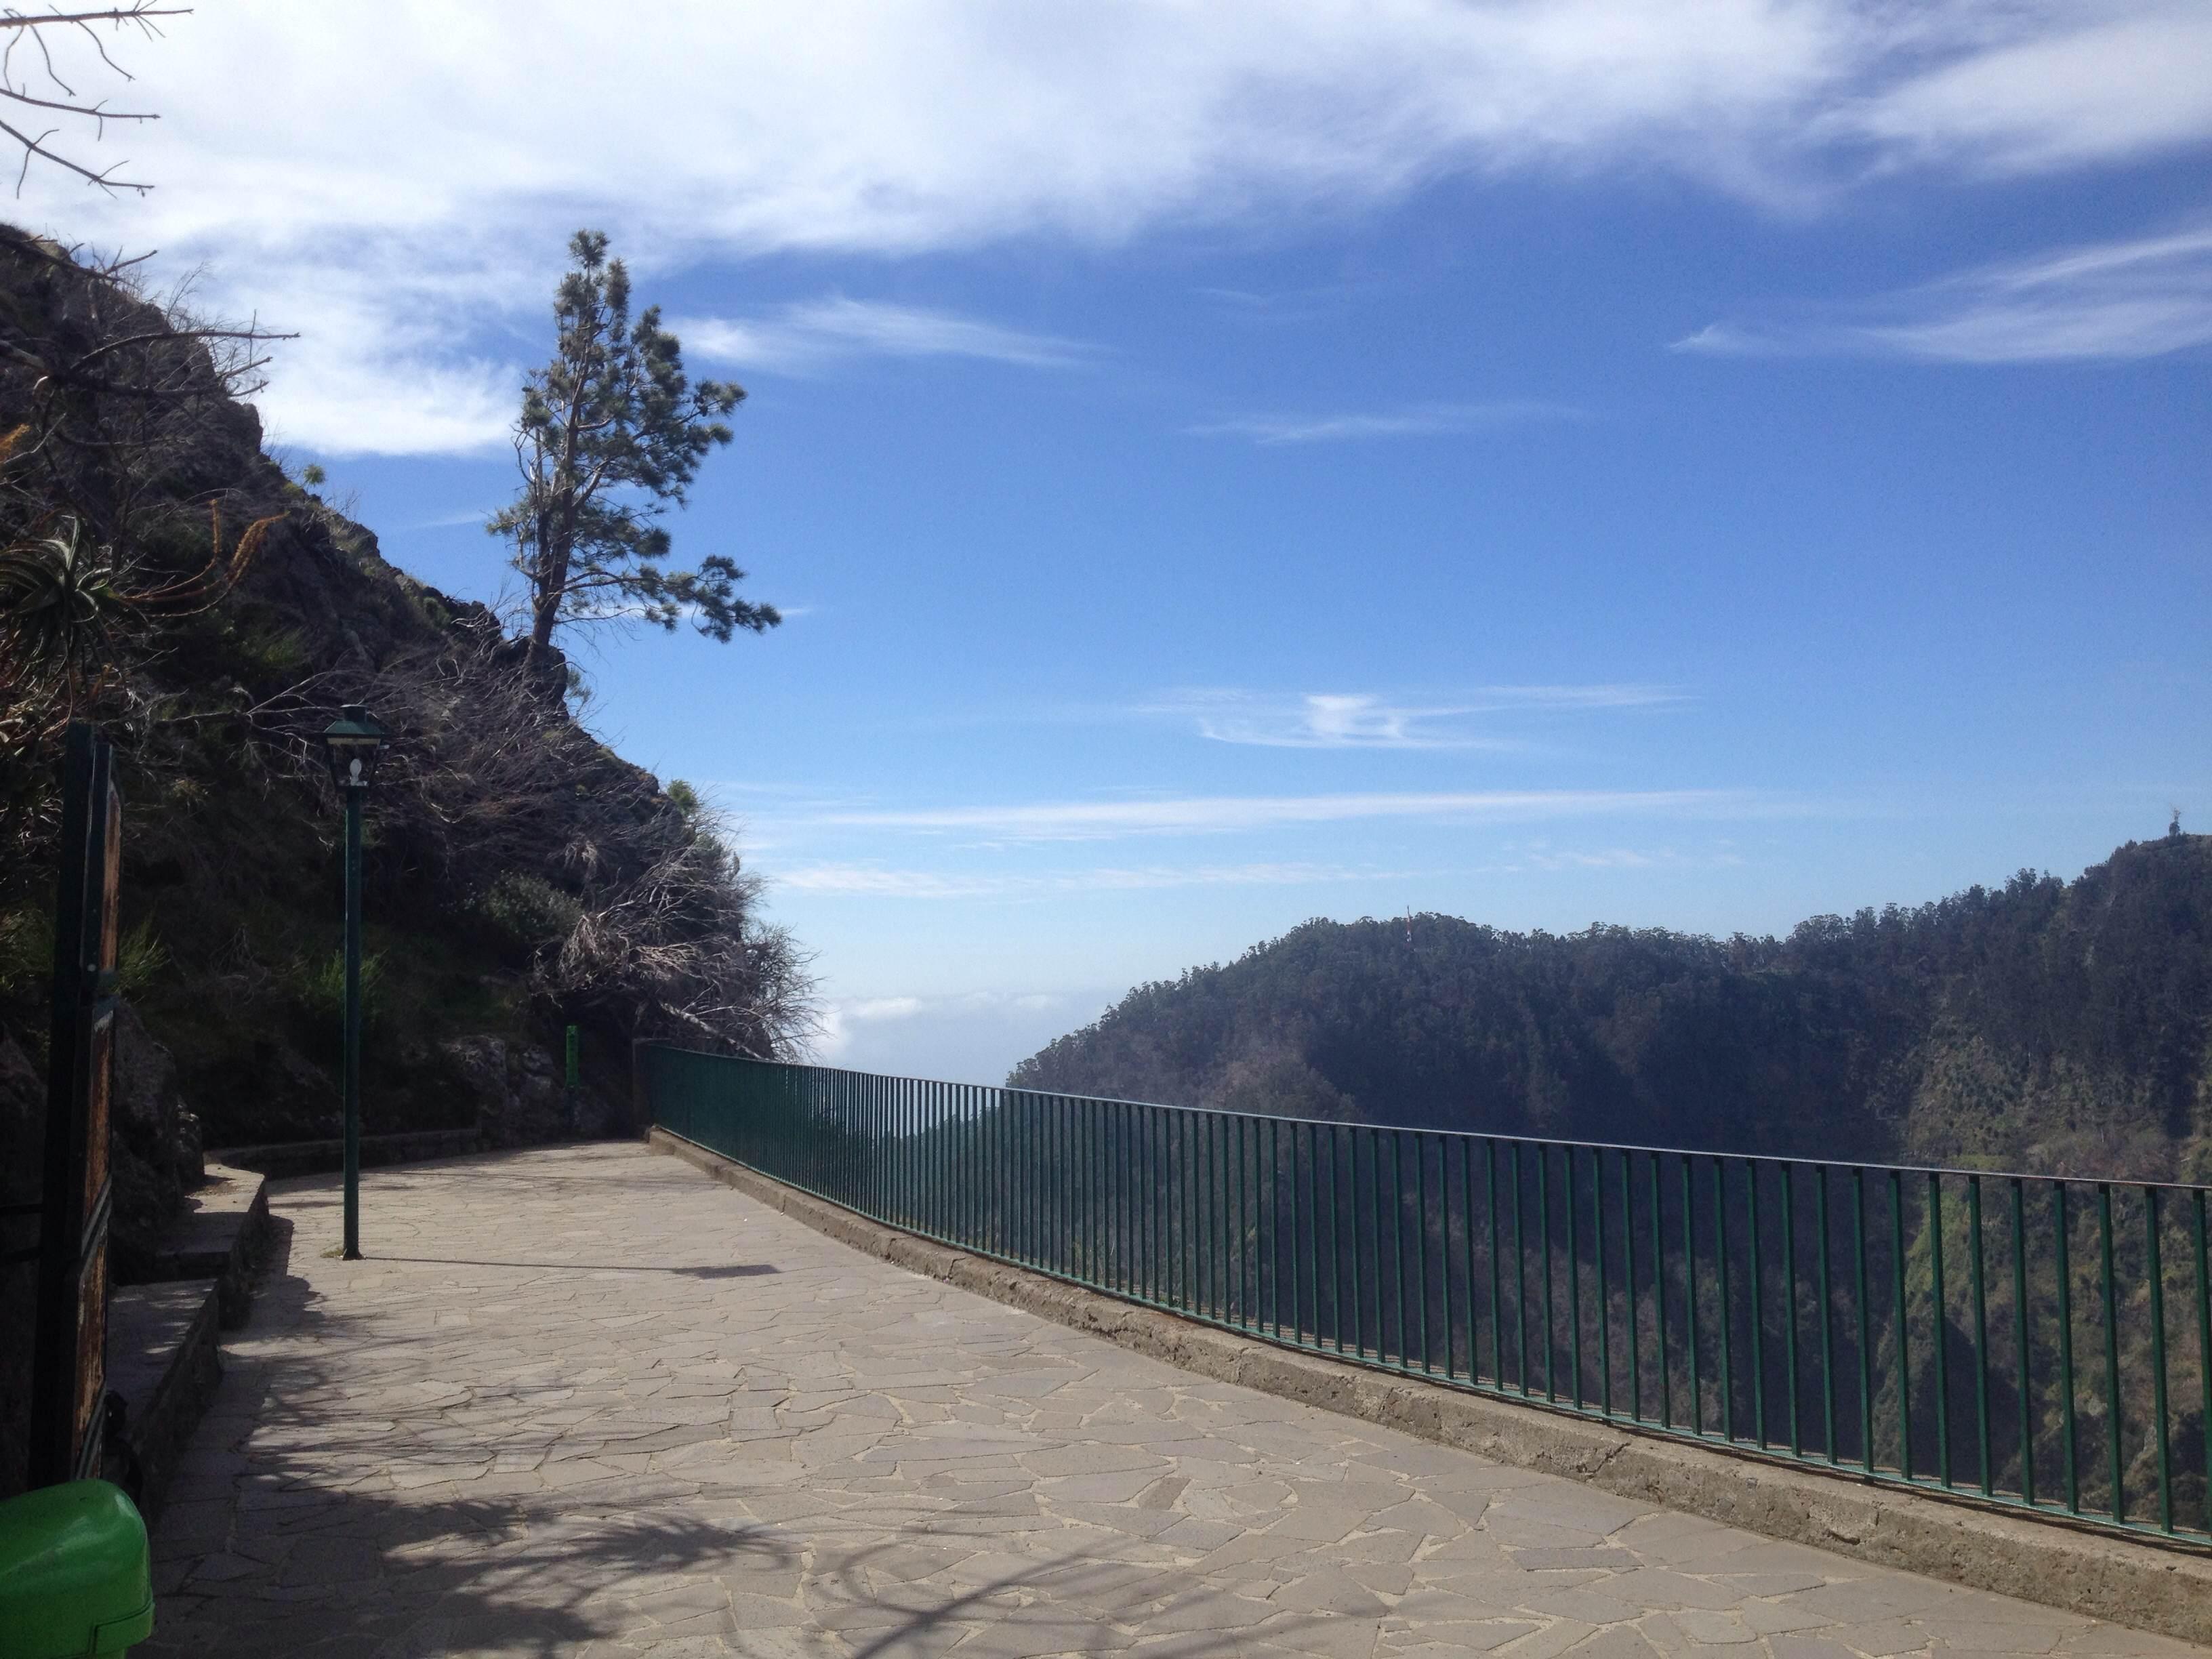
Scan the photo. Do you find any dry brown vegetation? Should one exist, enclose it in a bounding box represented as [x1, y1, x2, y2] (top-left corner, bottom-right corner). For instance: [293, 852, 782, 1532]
[0, 228, 814, 1151]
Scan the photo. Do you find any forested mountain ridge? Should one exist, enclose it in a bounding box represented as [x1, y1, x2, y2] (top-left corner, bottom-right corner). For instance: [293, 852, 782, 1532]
[1011, 832, 2212, 1181]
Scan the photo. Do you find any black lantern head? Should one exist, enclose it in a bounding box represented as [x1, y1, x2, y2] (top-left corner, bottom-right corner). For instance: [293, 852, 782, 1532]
[319, 704, 389, 791]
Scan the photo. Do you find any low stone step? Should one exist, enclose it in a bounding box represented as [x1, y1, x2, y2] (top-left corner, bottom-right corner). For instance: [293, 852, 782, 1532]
[98, 1162, 272, 1520]
[209, 1124, 485, 1180]
[105, 1279, 220, 1523]
[136, 1162, 267, 1327]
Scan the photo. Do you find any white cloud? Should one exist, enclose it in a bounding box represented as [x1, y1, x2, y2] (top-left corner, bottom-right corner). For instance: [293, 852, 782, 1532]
[810, 987, 1100, 1074]
[1482, 684, 1687, 710]
[698, 779, 848, 798]
[1530, 847, 1659, 869]
[777, 860, 1399, 897]
[680, 298, 1097, 375]
[1837, 8, 2212, 176]
[1187, 401, 1582, 444]
[1675, 222, 2212, 363]
[781, 842, 1755, 904]
[1156, 687, 1681, 748]
[156, 247, 531, 457]
[260, 355, 512, 456]
[1521, 846, 1744, 870]
[815, 787, 1767, 843]
[846, 996, 925, 1022]
[224, 268, 518, 456]
[15, 3, 2207, 454]
[1180, 692, 1509, 750]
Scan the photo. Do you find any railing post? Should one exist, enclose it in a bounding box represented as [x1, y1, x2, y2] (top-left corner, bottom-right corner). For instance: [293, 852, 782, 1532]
[1540, 1144, 1555, 1400]
[1746, 1160, 1763, 1448]
[1891, 1168, 1910, 1481]
[1568, 1147, 1582, 1407]
[1782, 1163, 1799, 1456]
[1716, 1157, 1732, 1442]
[2146, 1187, 2171, 1533]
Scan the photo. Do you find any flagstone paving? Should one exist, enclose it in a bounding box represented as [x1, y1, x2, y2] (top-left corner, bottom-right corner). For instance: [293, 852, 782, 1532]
[142, 1143, 2205, 1659]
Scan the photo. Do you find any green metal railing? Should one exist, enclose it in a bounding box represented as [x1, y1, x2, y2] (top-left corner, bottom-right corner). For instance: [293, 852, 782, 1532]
[642, 1047, 2212, 1547]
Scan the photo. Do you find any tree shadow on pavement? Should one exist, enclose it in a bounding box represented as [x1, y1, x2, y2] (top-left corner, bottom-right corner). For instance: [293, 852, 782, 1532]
[373, 1257, 779, 1279]
[140, 1213, 1314, 1658]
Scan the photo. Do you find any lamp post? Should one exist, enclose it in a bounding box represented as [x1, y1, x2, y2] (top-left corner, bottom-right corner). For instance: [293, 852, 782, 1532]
[318, 704, 388, 1260]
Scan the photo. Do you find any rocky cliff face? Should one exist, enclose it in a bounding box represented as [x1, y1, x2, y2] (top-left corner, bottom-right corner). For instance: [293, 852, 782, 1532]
[0, 230, 808, 1292]
[441, 1035, 622, 1145]
[108, 1005, 205, 1274]
[0, 1031, 39, 1496]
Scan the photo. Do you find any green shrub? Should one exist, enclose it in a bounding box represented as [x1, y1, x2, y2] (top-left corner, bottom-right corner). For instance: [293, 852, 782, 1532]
[115, 919, 169, 998]
[474, 872, 581, 953]
[231, 621, 309, 679]
[287, 947, 386, 1034]
[0, 913, 165, 1001]
[0, 905, 49, 999]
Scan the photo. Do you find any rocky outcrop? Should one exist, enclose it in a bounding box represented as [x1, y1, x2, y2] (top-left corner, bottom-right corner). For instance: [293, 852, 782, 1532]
[1, 1002, 212, 1294]
[110, 1004, 204, 1277]
[239, 1036, 342, 1146]
[442, 1033, 620, 1147]
[0, 1030, 40, 1502]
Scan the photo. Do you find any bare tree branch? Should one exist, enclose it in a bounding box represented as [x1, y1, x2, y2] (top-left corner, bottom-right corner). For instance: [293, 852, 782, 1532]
[0, 5, 189, 194]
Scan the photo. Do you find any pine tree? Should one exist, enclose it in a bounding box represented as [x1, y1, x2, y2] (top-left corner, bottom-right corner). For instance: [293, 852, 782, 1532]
[493, 230, 778, 665]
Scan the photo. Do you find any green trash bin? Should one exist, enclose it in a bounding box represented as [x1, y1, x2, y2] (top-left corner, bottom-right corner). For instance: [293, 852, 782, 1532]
[0, 1480, 155, 1656]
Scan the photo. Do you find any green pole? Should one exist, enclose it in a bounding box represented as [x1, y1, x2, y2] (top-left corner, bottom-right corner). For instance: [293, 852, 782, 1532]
[342, 777, 363, 1261]
[565, 1025, 580, 1136]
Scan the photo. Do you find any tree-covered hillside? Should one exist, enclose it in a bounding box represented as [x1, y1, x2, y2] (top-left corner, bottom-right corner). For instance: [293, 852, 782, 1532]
[1012, 833, 2212, 1180]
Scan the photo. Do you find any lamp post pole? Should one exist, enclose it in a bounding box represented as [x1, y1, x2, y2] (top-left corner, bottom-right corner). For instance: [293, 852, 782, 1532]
[342, 766, 364, 1259]
[319, 703, 388, 1263]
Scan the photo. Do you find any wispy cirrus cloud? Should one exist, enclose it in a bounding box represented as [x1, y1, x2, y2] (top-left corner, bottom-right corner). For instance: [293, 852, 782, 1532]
[1196, 283, 1372, 325]
[1675, 222, 2212, 363]
[777, 860, 1401, 898]
[816, 788, 1770, 844]
[1187, 401, 1582, 445]
[1153, 687, 1683, 749]
[1519, 845, 1746, 872]
[1832, 9, 2212, 177]
[678, 298, 1097, 375]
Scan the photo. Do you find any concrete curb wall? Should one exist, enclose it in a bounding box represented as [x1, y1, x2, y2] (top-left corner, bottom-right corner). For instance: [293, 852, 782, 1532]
[108, 1280, 222, 1523]
[142, 1161, 270, 1329]
[211, 1125, 485, 1179]
[648, 1126, 2212, 1647]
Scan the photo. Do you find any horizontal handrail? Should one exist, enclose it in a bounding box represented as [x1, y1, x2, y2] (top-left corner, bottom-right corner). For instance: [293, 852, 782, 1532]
[641, 1046, 2212, 1550]
[751, 1057, 2206, 1193]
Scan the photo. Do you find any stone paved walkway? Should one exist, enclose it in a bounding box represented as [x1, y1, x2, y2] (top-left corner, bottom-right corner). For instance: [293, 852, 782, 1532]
[144, 1143, 2206, 1659]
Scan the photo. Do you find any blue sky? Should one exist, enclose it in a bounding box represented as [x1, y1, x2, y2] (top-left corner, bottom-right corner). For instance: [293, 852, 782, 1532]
[21, 3, 2209, 1082]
